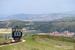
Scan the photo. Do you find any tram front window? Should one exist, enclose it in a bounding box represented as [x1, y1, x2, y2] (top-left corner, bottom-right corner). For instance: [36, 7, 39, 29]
[16, 29, 18, 31]
[15, 29, 21, 32]
[13, 29, 16, 32]
[19, 29, 21, 32]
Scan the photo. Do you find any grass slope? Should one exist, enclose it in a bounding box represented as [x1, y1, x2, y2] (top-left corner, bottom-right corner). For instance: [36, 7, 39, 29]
[0, 35, 75, 50]
[0, 35, 9, 43]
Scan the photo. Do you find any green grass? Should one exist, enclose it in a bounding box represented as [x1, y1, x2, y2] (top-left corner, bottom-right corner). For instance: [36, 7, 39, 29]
[0, 34, 75, 50]
[33, 35, 75, 43]
[0, 35, 9, 43]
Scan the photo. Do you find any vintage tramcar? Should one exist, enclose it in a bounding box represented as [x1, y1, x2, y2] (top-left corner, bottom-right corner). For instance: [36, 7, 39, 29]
[12, 26, 22, 41]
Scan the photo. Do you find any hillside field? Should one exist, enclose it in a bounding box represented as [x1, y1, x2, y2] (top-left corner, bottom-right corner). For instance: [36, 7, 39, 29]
[0, 34, 75, 50]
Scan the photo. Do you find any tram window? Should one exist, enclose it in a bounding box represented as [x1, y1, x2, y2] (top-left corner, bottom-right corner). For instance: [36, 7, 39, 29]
[16, 29, 20, 31]
[18, 29, 21, 31]
[16, 29, 19, 31]
[13, 29, 22, 32]
[17, 29, 22, 32]
[18, 29, 21, 32]
[21, 29, 22, 32]
[12, 29, 14, 31]
[15, 29, 17, 31]
[19, 29, 22, 32]
[20, 29, 22, 32]
[13, 29, 15, 31]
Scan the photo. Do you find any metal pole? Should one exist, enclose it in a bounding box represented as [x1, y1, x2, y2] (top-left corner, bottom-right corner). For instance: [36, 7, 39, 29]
[5, 35, 7, 40]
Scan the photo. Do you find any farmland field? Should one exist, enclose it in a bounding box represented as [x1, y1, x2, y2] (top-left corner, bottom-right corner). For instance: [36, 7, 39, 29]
[0, 28, 12, 34]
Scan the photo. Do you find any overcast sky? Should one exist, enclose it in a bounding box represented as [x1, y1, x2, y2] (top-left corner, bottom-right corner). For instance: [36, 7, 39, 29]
[0, 0, 75, 15]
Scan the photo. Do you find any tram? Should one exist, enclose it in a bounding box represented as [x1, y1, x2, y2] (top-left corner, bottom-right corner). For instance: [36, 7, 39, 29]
[12, 26, 22, 41]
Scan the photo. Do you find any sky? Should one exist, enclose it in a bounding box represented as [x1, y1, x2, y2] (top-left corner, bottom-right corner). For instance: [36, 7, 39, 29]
[0, 0, 75, 15]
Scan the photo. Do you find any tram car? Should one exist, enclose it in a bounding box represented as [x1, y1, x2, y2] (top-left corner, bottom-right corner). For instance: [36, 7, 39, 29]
[12, 26, 22, 40]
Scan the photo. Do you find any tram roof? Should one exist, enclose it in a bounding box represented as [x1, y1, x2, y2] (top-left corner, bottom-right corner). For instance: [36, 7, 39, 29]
[12, 26, 22, 29]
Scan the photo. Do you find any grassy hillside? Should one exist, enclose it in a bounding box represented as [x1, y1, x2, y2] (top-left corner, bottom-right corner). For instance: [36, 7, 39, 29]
[0, 35, 9, 43]
[0, 35, 75, 50]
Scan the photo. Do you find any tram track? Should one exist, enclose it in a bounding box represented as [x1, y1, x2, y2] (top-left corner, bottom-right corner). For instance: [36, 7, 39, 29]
[0, 39, 26, 47]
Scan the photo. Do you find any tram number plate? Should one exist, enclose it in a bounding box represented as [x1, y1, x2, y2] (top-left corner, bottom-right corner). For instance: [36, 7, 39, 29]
[14, 32, 21, 36]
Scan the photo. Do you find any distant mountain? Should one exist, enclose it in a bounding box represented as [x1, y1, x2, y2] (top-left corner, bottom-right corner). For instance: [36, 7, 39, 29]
[62, 11, 75, 15]
[0, 11, 75, 21]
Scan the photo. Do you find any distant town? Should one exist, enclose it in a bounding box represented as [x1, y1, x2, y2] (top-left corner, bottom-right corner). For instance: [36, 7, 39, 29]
[36, 31, 75, 38]
[48, 31, 74, 37]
